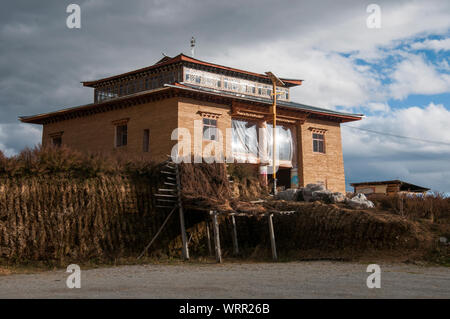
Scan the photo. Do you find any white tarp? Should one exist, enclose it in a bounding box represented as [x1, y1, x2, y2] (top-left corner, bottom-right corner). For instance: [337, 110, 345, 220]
[231, 119, 293, 164]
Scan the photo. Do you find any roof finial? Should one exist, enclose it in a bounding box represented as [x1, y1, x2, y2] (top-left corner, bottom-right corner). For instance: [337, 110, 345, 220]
[190, 36, 196, 57]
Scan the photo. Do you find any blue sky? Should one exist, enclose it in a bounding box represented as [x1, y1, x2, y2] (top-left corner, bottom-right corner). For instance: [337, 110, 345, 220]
[0, 0, 449, 192]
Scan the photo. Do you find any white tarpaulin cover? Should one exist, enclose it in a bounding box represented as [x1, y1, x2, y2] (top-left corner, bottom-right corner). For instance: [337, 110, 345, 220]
[231, 119, 293, 164]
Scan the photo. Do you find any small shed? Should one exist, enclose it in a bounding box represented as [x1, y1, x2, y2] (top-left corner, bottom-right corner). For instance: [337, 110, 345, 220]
[350, 180, 429, 196]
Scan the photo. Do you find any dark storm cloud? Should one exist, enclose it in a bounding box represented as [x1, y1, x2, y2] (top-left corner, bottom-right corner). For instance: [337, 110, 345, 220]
[0, 0, 361, 123]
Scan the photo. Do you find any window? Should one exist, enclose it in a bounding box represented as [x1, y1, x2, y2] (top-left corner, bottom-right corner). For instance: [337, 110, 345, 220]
[313, 133, 325, 153]
[203, 118, 217, 141]
[128, 82, 135, 94]
[52, 136, 62, 147]
[116, 125, 127, 147]
[143, 129, 149, 152]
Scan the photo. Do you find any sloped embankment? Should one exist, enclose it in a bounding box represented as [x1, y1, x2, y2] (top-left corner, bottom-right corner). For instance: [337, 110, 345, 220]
[177, 163, 436, 260]
[0, 157, 440, 264]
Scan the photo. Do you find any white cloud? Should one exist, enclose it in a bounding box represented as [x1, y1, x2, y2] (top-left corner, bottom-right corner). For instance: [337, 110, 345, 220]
[364, 102, 391, 113]
[410, 38, 450, 51]
[343, 103, 450, 192]
[213, 44, 383, 110]
[0, 124, 42, 157]
[388, 54, 450, 100]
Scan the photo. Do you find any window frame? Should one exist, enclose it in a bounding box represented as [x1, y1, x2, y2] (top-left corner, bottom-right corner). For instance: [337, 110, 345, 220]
[312, 132, 325, 154]
[52, 136, 62, 148]
[115, 124, 128, 147]
[202, 118, 218, 141]
[143, 129, 150, 152]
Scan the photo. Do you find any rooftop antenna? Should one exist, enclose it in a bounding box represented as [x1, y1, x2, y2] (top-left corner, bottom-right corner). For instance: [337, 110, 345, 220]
[190, 36, 196, 57]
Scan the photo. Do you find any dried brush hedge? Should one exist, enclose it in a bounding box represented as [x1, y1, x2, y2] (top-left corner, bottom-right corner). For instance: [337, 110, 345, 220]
[0, 146, 185, 265]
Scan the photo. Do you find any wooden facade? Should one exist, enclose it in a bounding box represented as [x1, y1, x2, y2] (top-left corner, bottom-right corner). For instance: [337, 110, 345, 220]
[351, 180, 430, 196]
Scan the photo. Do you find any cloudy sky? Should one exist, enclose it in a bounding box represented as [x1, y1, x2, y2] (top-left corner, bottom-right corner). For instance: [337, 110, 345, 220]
[0, 0, 449, 192]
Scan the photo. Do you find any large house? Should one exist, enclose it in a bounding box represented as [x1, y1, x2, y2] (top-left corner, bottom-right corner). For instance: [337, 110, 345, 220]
[20, 54, 362, 193]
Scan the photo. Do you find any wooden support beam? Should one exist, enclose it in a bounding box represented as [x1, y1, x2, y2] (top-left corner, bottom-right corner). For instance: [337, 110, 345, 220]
[267, 213, 277, 261]
[138, 206, 176, 259]
[231, 215, 239, 256]
[206, 220, 212, 256]
[211, 211, 222, 263]
[176, 164, 189, 260]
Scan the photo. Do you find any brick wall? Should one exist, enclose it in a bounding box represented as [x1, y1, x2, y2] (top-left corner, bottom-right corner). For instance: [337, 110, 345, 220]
[177, 97, 232, 160]
[298, 118, 346, 193]
[43, 98, 179, 162]
[41, 97, 347, 193]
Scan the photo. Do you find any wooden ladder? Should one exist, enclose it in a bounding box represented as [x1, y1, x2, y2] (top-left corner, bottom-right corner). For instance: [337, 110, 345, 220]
[139, 158, 189, 260]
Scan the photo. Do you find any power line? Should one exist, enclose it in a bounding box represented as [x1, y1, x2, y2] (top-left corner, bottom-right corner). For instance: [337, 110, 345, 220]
[342, 125, 450, 146]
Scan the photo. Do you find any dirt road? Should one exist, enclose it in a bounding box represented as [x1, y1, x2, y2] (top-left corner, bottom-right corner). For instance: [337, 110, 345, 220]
[0, 261, 449, 298]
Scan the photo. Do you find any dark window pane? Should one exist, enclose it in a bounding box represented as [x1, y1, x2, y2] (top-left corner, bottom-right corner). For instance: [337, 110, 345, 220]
[52, 137, 62, 148]
[143, 129, 149, 152]
[116, 125, 127, 147]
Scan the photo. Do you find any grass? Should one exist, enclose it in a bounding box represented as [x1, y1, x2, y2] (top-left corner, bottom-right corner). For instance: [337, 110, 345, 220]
[0, 145, 158, 179]
[368, 193, 450, 222]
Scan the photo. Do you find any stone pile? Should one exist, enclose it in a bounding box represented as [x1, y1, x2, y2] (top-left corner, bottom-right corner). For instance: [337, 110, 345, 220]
[276, 184, 374, 208]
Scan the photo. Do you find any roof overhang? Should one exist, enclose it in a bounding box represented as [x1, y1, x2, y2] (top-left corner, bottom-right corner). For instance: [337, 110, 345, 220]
[20, 83, 362, 125]
[81, 54, 303, 88]
[350, 180, 430, 192]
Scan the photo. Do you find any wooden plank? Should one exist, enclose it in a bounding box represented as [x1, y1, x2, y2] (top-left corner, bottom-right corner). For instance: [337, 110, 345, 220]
[157, 199, 177, 203]
[164, 182, 176, 186]
[158, 188, 176, 192]
[231, 215, 239, 255]
[206, 221, 212, 256]
[138, 206, 176, 259]
[268, 213, 277, 261]
[176, 164, 189, 260]
[212, 211, 222, 263]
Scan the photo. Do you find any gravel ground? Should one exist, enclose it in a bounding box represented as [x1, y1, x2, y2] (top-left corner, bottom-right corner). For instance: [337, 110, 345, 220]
[0, 261, 449, 298]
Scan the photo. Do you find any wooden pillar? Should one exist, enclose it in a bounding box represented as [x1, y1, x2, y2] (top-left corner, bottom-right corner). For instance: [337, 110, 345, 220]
[258, 121, 268, 187]
[267, 213, 277, 261]
[206, 220, 212, 256]
[231, 215, 239, 255]
[399, 194, 404, 217]
[211, 211, 222, 263]
[176, 164, 189, 260]
[296, 121, 304, 188]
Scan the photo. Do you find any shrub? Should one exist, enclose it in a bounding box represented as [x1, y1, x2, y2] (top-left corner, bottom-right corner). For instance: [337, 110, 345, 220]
[368, 193, 450, 222]
[0, 145, 157, 179]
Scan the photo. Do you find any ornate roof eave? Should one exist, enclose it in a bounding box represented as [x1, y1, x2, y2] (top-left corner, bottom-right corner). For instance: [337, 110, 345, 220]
[19, 84, 362, 125]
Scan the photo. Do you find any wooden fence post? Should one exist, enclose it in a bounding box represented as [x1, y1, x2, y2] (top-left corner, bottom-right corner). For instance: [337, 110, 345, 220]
[212, 211, 222, 263]
[176, 164, 189, 260]
[206, 220, 212, 256]
[268, 213, 277, 261]
[231, 215, 239, 256]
